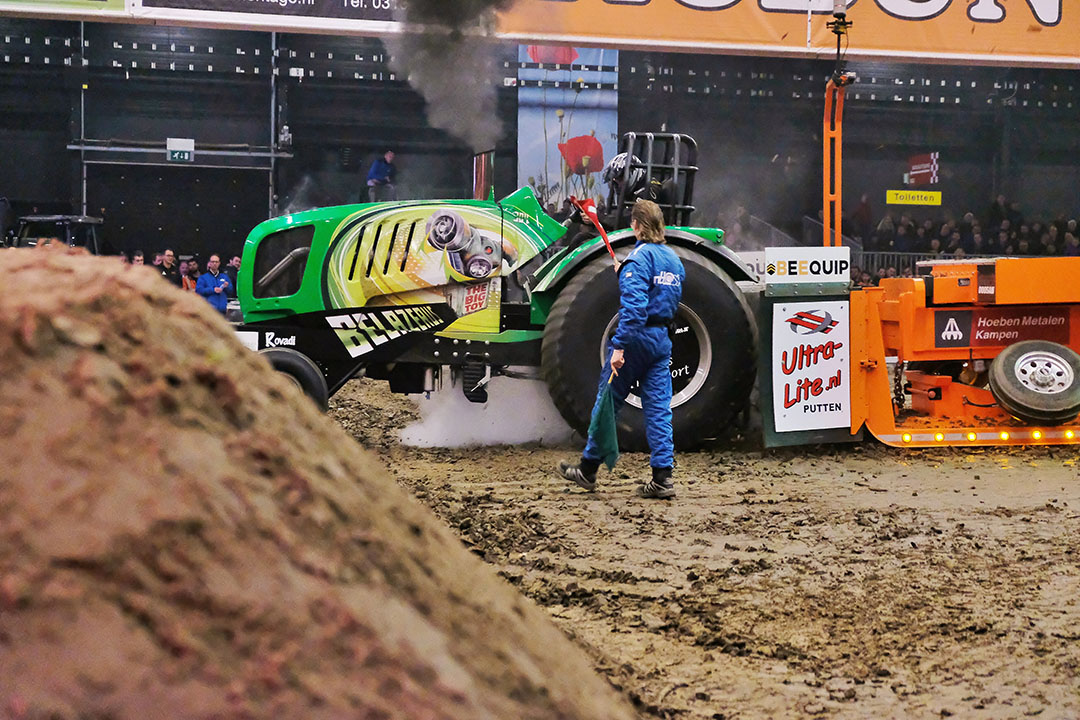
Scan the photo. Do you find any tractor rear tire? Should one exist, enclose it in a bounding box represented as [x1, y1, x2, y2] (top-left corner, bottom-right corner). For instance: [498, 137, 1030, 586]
[260, 348, 330, 412]
[542, 246, 757, 452]
[988, 340, 1080, 425]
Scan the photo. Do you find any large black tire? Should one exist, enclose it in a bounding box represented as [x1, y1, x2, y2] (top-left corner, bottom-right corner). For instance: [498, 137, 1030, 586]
[542, 246, 757, 451]
[260, 348, 330, 412]
[988, 340, 1080, 425]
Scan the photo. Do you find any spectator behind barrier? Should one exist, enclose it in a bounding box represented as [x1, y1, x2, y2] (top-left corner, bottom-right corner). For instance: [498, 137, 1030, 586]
[852, 190, 1077, 260]
[196, 254, 231, 315]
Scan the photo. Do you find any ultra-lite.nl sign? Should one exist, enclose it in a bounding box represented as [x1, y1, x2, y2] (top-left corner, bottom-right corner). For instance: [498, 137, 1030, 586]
[772, 300, 851, 433]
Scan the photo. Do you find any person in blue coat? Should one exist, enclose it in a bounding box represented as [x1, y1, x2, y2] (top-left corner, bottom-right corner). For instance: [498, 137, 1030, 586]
[558, 199, 686, 499]
[367, 150, 397, 202]
[195, 254, 231, 315]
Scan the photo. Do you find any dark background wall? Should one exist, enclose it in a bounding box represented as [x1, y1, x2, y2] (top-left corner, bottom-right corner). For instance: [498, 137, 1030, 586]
[618, 54, 1080, 238]
[0, 18, 518, 260]
[2, 16, 1079, 257]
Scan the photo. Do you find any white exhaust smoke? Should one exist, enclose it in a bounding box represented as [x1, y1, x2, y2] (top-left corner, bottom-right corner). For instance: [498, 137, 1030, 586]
[400, 373, 574, 448]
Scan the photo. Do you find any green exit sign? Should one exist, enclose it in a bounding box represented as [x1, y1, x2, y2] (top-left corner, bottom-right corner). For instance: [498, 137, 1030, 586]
[166, 138, 195, 163]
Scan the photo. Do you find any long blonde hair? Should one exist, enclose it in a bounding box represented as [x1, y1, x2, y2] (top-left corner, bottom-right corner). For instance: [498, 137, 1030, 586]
[631, 199, 666, 244]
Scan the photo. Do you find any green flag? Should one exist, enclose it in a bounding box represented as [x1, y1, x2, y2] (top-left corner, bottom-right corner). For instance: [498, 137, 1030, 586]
[588, 373, 619, 470]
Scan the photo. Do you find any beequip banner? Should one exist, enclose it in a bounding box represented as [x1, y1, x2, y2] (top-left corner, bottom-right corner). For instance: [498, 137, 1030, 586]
[496, 1, 1079, 67]
[763, 246, 851, 285]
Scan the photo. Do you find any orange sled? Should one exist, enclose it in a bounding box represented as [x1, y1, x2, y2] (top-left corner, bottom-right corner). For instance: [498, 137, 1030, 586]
[850, 256, 1080, 447]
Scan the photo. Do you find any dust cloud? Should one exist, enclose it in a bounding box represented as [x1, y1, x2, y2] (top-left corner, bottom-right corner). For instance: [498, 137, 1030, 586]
[385, 0, 514, 153]
[400, 371, 574, 448]
[280, 174, 319, 214]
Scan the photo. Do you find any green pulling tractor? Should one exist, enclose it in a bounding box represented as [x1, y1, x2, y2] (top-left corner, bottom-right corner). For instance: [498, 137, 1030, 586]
[233, 133, 758, 450]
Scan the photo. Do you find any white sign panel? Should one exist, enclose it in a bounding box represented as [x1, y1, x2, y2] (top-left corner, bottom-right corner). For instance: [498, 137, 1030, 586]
[234, 330, 259, 352]
[737, 250, 767, 279]
[763, 246, 850, 284]
[130, 0, 399, 34]
[772, 300, 851, 432]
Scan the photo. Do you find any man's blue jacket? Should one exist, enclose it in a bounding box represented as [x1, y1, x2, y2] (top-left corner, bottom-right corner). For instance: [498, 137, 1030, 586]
[367, 157, 396, 184]
[196, 271, 230, 313]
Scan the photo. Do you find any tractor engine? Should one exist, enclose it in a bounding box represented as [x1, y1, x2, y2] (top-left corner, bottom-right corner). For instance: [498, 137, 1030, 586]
[426, 210, 502, 280]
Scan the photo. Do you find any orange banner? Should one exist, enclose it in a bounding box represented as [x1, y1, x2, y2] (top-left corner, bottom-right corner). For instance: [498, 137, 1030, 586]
[497, 0, 1077, 67]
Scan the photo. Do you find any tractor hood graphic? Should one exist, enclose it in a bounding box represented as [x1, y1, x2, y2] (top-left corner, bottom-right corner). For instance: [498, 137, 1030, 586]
[326, 304, 453, 359]
[239, 303, 458, 366]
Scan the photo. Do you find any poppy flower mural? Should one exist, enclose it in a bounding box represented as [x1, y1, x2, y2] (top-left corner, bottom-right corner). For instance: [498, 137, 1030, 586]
[559, 135, 604, 175]
[517, 45, 618, 216]
[526, 45, 579, 65]
[558, 134, 605, 198]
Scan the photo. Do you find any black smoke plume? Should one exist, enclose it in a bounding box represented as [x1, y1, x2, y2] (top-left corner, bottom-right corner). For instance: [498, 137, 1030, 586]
[386, 0, 515, 153]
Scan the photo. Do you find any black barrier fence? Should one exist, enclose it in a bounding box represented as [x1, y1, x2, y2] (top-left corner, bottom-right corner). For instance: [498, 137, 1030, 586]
[853, 251, 1000, 278]
[802, 216, 859, 250]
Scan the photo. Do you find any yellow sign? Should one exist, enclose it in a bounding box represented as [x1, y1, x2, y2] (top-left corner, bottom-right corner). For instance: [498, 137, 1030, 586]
[497, 1, 1080, 67]
[887, 190, 942, 206]
[0, 0, 126, 11]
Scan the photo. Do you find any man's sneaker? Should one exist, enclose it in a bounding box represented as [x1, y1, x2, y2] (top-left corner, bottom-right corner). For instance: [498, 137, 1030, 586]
[557, 460, 597, 492]
[639, 466, 676, 499]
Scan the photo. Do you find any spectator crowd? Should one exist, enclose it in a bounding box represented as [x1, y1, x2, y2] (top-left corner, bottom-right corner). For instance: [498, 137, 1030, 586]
[120, 248, 241, 316]
[847, 193, 1080, 287]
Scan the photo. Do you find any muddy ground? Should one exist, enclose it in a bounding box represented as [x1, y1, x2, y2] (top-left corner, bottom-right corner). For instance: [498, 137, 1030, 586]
[331, 379, 1080, 720]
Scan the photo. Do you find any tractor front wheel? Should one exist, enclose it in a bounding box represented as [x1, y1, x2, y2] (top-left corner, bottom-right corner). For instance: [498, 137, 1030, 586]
[260, 348, 330, 412]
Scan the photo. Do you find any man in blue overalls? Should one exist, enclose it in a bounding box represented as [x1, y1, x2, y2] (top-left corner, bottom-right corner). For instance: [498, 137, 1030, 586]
[558, 199, 686, 499]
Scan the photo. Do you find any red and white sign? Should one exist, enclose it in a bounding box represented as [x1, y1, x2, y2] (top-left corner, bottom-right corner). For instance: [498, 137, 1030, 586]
[908, 152, 940, 187]
[463, 282, 490, 315]
[773, 300, 851, 433]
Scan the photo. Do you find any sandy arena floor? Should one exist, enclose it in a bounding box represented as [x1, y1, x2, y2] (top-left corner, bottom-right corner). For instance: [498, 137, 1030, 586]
[330, 379, 1080, 720]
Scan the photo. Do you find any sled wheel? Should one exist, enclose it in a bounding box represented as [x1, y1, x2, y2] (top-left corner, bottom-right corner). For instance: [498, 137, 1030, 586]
[542, 246, 757, 451]
[260, 348, 330, 412]
[988, 340, 1080, 425]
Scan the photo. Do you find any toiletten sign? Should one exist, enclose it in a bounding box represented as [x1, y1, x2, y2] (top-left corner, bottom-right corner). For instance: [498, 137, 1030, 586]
[497, 1, 1079, 67]
[888, 190, 943, 206]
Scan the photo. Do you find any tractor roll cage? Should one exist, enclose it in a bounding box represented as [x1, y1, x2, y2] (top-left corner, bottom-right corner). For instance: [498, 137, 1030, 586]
[610, 132, 698, 229]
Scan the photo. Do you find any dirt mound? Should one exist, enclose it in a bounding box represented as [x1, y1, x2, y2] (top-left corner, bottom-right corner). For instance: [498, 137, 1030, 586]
[0, 249, 635, 720]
